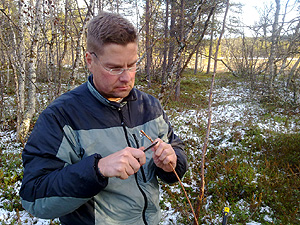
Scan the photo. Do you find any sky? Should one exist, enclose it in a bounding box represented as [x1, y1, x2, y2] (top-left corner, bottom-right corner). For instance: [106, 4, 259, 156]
[238, 0, 298, 25]
[77, 0, 297, 29]
[230, 0, 299, 36]
[238, 0, 272, 26]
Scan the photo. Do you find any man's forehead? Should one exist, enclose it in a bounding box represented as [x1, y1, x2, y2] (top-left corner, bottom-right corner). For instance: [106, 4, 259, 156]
[101, 42, 137, 52]
[99, 43, 138, 61]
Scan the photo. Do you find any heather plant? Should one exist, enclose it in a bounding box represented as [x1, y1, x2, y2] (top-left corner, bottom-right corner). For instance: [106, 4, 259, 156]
[159, 73, 300, 224]
[0, 73, 299, 224]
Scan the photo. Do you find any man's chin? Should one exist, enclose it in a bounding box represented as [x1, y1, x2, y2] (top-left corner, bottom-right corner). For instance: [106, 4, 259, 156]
[116, 87, 133, 96]
[108, 90, 132, 101]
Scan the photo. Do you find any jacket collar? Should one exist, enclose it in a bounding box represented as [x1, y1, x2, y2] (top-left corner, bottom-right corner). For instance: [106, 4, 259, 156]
[87, 75, 137, 108]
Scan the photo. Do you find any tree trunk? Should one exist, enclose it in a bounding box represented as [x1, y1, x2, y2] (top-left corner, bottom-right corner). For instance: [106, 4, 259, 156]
[69, 0, 94, 89]
[161, 0, 169, 85]
[166, 0, 176, 75]
[19, 0, 42, 142]
[194, 46, 199, 75]
[175, 0, 185, 101]
[97, 0, 103, 11]
[0, 36, 17, 126]
[145, 0, 151, 87]
[45, 0, 56, 102]
[15, 0, 26, 140]
[206, 13, 215, 74]
[57, 0, 69, 96]
[267, 0, 280, 94]
[161, 1, 216, 102]
[286, 57, 300, 89]
[194, 0, 230, 223]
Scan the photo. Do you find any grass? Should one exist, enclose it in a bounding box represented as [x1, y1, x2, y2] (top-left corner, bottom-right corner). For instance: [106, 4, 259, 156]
[0, 135, 24, 223]
[1, 72, 300, 224]
[157, 73, 300, 224]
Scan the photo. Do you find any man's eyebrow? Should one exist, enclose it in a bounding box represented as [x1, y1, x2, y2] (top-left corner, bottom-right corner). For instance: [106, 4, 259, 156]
[128, 59, 138, 66]
[105, 59, 138, 68]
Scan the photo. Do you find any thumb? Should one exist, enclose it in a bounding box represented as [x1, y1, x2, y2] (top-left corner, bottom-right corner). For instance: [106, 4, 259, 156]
[139, 146, 145, 151]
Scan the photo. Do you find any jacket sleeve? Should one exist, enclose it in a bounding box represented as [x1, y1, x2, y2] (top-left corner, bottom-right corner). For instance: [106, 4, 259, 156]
[155, 111, 188, 184]
[19, 108, 108, 219]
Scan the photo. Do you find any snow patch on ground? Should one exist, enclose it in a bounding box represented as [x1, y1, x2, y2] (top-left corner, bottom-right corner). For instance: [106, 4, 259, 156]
[0, 82, 299, 224]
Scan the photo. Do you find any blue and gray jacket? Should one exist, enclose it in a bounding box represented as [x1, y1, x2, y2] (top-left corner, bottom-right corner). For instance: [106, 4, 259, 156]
[20, 75, 188, 225]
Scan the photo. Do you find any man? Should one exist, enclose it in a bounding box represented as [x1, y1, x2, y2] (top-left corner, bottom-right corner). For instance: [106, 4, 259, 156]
[20, 12, 188, 225]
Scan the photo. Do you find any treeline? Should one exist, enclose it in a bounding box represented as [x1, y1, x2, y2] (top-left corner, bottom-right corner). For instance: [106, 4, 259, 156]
[0, 0, 299, 141]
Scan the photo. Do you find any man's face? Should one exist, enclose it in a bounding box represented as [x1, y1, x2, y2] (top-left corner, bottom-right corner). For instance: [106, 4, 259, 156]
[86, 42, 138, 102]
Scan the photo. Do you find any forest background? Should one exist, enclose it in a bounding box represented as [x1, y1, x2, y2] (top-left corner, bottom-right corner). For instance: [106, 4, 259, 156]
[0, 0, 299, 224]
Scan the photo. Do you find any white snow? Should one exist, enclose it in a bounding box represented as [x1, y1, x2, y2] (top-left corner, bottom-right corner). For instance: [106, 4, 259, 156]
[1, 81, 299, 224]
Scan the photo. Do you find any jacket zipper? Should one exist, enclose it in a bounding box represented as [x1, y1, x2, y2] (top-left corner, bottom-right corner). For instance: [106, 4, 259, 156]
[133, 134, 147, 183]
[118, 108, 148, 225]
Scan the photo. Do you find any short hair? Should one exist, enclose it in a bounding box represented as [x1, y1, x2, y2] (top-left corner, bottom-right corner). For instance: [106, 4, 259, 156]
[87, 12, 138, 55]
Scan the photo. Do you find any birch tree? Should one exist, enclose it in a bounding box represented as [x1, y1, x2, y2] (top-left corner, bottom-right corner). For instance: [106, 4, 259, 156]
[145, 0, 151, 87]
[43, 0, 56, 101]
[267, 0, 280, 94]
[194, 0, 230, 223]
[69, 0, 95, 89]
[1, 0, 26, 139]
[206, 13, 215, 74]
[161, 0, 169, 84]
[174, 0, 185, 100]
[159, 0, 217, 104]
[56, 0, 70, 96]
[19, 0, 42, 142]
[17, 0, 26, 134]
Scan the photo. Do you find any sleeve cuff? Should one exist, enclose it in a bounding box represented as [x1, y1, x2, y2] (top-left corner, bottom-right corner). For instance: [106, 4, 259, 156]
[94, 154, 109, 181]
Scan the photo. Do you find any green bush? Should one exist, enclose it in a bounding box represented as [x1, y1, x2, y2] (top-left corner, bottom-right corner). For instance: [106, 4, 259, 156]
[0, 146, 23, 212]
[1, 72, 299, 224]
[257, 132, 300, 224]
[159, 73, 299, 224]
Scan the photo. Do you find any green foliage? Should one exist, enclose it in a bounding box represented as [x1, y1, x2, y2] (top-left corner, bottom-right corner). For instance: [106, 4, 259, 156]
[1, 72, 299, 224]
[159, 73, 300, 224]
[166, 73, 211, 110]
[257, 133, 300, 224]
[263, 133, 300, 171]
[0, 144, 23, 213]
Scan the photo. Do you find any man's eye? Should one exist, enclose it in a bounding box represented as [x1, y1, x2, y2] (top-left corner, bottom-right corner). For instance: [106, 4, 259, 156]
[111, 68, 122, 72]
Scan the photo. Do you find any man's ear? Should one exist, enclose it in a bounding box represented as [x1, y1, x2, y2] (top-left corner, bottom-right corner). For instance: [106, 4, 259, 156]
[85, 52, 93, 70]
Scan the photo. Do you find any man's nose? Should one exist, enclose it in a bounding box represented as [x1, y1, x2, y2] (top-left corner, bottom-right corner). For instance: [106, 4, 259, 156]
[119, 69, 133, 81]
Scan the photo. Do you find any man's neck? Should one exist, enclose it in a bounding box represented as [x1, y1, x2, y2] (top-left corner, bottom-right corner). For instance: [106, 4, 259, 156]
[108, 98, 123, 103]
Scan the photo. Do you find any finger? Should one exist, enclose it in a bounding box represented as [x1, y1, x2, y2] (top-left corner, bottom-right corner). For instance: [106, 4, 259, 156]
[152, 146, 177, 172]
[153, 139, 160, 148]
[125, 165, 136, 176]
[117, 162, 137, 179]
[157, 143, 173, 161]
[158, 148, 169, 161]
[153, 155, 163, 168]
[127, 156, 142, 173]
[153, 140, 164, 157]
[155, 153, 170, 166]
[166, 154, 177, 169]
[161, 155, 171, 165]
[130, 148, 146, 165]
[118, 173, 129, 180]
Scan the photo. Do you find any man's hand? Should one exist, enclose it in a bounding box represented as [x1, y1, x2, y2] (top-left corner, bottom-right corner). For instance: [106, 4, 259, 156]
[98, 147, 146, 180]
[152, 138, 177, 172]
